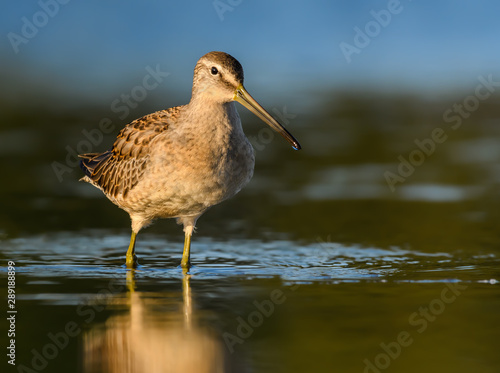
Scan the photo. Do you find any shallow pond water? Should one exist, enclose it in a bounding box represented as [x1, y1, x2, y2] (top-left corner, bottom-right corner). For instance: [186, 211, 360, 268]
[1, 230, 499, 373]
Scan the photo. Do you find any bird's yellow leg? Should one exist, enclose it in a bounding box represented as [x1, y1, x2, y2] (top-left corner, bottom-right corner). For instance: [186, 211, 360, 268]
[126, 231, 138, 268]
[180, 228, 192, 268]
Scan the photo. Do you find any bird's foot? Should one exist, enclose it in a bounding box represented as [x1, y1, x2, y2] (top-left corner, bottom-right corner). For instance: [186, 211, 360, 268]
[180, 258, 191, 269]
[125, 254, 138, 269]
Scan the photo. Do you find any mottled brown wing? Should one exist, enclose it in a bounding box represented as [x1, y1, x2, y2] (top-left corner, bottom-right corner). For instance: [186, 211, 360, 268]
[79, 107, 181, 198]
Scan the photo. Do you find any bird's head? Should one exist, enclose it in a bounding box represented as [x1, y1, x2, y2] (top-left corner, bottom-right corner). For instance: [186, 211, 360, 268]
[192, 51, 301, 150]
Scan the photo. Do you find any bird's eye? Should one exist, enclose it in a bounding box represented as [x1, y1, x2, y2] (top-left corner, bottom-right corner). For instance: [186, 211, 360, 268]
[211, 67, 218, 75]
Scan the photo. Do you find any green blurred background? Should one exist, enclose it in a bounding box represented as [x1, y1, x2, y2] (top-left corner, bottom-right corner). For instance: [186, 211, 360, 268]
[1, 1, 500, 248]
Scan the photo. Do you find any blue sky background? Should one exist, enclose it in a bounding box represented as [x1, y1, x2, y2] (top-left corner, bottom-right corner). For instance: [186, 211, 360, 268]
[1, 1, 500, 108]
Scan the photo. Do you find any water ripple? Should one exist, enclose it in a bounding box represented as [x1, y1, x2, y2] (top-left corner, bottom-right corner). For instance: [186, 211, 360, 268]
[2, 231, 496, 284]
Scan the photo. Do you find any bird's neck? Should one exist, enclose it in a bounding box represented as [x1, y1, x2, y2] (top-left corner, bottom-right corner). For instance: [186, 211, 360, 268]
[185, 97, 242, 132]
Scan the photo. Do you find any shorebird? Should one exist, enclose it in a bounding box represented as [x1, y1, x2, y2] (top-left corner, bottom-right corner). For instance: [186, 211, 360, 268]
[79, 51, 301, 268]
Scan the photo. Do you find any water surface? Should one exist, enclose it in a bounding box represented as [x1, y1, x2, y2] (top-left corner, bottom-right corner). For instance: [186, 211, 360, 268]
[1, 230, 499, 373]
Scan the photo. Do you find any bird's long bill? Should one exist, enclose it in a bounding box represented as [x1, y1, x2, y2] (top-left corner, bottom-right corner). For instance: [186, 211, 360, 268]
[234, 84, 301, 150]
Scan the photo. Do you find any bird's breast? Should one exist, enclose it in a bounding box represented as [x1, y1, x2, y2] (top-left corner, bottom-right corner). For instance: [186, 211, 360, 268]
[125, 123, 254, 218]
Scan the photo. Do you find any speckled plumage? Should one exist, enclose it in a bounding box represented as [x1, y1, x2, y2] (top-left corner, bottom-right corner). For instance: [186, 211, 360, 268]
[79, 51, 300, 268]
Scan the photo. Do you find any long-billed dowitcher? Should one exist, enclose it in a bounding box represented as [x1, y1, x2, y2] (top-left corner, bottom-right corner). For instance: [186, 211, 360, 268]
[79, 51, 300, 268]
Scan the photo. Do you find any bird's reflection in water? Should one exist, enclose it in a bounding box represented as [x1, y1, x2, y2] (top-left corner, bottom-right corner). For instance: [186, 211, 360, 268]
[83, 270, 230, 373]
